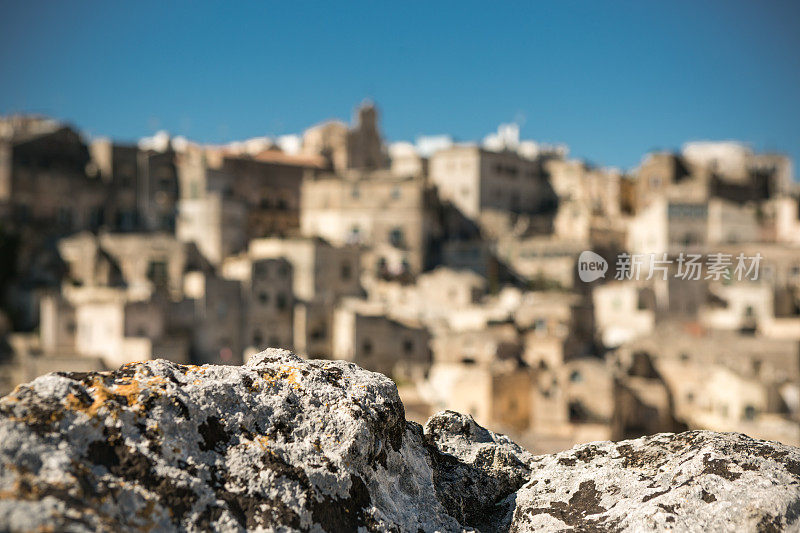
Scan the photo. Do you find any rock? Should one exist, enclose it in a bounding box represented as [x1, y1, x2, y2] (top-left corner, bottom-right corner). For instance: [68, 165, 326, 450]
[509, 431, 800, 532]
[423, 411, 535, 531]
[0, 349, 798, 532]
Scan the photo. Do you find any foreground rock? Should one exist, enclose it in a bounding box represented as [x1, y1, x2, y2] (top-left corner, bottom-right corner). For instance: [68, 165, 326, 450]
[0, 350, 797, 532]
[509, 431, 800, 532]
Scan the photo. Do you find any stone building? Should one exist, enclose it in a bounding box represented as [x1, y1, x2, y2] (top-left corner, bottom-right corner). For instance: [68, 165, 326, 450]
[176, 144, 324, 264]
[301, 102, 386, 172]
[59, 232, 189, 301]
[615, 324, 800, 446]
[431, 323, 521, 366]
[428, 144, 556, 236]
[388, 141, 428, 178]
[546, 158, 623, 243]
[175, 146, 248, 264]
[630, 144, 792, 214]
[496, 236, 585, 289]
[219, 149, 322, 238]
[332, 298, 431, 381]
[48, 231, 243, 366]
[89, 139, 179, 232]
[1, 332, 105, 397]
[516, 291, 594, 367]
[1, 116, 104, 232]
[239, 258, 295, 358]
[424, 359, 534, 433]
[185, 272, 243, 365]
[223, 237, 362, 358]
[761, 196, 800, 245]
[592, 281, 657, 348]
[301, 171, 437, 276]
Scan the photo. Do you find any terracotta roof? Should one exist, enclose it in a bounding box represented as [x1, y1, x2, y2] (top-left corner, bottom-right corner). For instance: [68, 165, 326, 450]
[253, 149, 326, 168]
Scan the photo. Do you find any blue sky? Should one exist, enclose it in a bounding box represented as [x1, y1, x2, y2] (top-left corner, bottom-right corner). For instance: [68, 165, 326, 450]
[1, 1, 798, 172]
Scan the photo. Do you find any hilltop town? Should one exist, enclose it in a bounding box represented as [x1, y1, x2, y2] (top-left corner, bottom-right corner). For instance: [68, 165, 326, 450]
[1, 103, 798, 452]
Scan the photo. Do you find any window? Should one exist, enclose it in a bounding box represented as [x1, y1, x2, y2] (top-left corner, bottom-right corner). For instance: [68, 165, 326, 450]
[253, 330, 263, 345]
[351, 185, 360, 199]
[362, 339, 373, 356]
[255, 261, 270, 278]
[258, 291, 269, 305]
[310, 325, 327, 341]
[568, 401, 588, 422]
[743, 405, 756, 420]
[391, 186, 401, 200]
[89, 207, 105, 230]
[277, 264, 290, 278]
[276, 293, 288, 311]
[389, 227, 405, 248]
[569, 370, 582, 383]
[340, 262, 352, 281]
[348, 226, 361, 244]
[146, 260, 168, 290]
[402, 339, 414, 354]
[57, 207, 73, 228]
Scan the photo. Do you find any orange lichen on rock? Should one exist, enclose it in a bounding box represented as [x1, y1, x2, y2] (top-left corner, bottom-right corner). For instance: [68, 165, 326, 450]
[258, 364, 303, 390]
[65, 376, 142, 418]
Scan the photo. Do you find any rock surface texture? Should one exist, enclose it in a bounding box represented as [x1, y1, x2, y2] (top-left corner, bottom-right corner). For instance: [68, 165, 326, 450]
[0, 349, 797, 532]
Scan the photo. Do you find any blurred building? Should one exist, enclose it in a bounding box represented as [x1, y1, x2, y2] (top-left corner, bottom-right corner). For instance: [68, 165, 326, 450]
[0, 107, 798, 452]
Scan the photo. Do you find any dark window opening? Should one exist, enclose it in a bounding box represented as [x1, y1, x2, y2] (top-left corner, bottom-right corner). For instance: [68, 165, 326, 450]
[389, 227, 405, 248]
[568, 401, 588, 423]
[146, 260, 168, 291]
[310, 325, 327, 341]
[276, 293, 288, 311]
[340, 262, 352, 280]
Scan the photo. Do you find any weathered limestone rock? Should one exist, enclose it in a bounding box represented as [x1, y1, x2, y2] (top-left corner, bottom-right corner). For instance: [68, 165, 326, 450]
[0, 349, 798, 532]
[508, 431, 800, 532]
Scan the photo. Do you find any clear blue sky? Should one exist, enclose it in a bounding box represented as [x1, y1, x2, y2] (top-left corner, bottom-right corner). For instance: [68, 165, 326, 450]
[1, 1, 798, 173]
